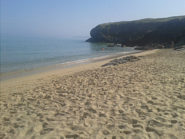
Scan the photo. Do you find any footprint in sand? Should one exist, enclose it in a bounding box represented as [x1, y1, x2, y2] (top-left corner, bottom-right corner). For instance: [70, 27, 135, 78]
[171, 120, 177, 124]
[65, 134, 79, 139]
[99, 112, 106, 117]
[145, 126, 163, 136]
[132, 124, 143, 129]
[40, 128, 54, 135]
[118, 125, 126, 129]
[87, 107, 97, 114]
[147, 119, 172, 128]
[102, 129, 110, 135]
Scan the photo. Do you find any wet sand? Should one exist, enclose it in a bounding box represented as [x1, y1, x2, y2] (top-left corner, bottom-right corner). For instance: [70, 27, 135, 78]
[0, 49, 185, 139]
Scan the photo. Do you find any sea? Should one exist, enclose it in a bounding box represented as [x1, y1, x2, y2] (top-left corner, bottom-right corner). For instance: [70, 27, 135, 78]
[0, 36, 138, 78]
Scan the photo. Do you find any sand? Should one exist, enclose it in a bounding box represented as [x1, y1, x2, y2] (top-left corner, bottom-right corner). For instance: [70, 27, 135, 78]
[0, 49, 185, 139]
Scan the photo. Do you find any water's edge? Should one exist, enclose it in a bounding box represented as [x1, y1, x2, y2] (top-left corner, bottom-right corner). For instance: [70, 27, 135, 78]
[0, 50, 141, 81]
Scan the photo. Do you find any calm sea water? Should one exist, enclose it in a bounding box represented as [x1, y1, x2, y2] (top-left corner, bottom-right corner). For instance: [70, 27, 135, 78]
[0, 37, 136, 74]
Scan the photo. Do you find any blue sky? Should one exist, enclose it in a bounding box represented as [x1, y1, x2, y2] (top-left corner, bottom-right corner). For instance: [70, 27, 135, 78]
[1, 0, 185, 38]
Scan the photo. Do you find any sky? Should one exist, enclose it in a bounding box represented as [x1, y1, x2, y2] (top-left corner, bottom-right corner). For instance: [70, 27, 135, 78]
[1, 0, 185, 39]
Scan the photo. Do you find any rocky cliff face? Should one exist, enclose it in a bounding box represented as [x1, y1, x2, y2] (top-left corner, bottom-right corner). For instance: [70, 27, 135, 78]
[87, 16, 185, 47]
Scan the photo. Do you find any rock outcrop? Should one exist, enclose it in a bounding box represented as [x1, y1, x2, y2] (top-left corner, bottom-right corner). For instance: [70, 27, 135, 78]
[102, 56, 140, 67]
[87, 16, 185, 48]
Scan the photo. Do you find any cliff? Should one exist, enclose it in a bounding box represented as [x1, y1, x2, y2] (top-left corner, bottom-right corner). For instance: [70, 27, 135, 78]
[87, 16, 185, 47]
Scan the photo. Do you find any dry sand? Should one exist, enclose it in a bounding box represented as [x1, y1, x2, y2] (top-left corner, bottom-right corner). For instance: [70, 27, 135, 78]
[0, 49, 185, 139]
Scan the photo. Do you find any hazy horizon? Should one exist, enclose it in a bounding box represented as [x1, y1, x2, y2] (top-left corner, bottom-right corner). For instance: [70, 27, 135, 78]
[1, 0, 185, 39]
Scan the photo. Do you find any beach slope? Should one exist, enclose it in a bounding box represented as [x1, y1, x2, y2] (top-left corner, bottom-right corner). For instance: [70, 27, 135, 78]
[0, 49, 185, 139]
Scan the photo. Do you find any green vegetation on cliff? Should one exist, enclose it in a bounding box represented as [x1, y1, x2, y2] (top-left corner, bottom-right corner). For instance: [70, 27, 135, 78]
[87, 16, 185, 47]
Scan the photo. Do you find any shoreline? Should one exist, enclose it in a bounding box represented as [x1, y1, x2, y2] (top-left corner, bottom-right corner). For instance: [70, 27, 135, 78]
[0, 50, 141, 82]
[0, 50, 156, 93]
[0, 44, 137, 80]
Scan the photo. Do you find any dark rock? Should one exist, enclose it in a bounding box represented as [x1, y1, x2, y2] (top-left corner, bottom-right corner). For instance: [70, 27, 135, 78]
[174, 45, 185, 51]
[87, 15, 185, 48]
[102, 56, 140, 67]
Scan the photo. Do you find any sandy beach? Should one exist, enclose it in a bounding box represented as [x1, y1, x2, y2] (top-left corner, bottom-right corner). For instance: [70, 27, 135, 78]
[0, 49, 185, 139]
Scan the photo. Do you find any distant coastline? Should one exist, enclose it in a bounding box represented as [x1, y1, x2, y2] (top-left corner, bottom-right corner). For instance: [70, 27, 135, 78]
[87, 15, 185, 49]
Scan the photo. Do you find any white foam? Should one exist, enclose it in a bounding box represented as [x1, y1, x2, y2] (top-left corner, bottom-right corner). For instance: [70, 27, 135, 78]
[57, 51, 134, 66]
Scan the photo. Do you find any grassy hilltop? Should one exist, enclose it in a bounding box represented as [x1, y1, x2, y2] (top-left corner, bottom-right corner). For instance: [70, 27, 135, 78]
[87, 16, 185, 47]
